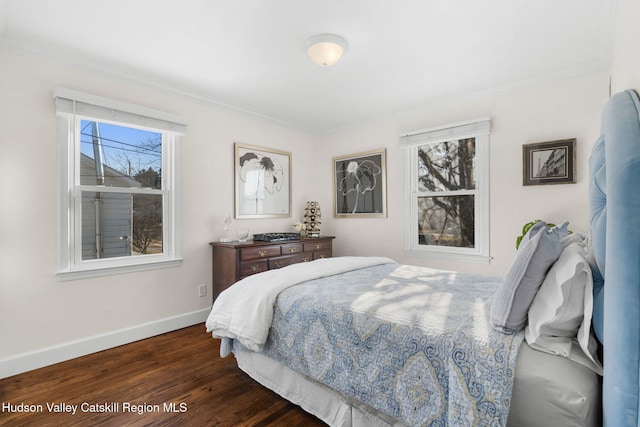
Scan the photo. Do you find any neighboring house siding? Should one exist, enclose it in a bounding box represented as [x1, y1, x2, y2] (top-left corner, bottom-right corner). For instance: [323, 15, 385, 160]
[81, 192, 133, 259]
[80, 155, 139, 260]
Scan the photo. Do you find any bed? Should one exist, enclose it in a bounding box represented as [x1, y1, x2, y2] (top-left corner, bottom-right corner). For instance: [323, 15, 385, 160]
[206, 88, 640, 427]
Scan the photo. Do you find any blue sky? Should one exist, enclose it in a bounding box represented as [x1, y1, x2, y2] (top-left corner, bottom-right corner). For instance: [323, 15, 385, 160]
[80, 120, 162, 176]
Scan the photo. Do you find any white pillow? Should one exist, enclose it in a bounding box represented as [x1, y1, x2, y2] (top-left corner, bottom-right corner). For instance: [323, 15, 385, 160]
[525, 242, 603, 374]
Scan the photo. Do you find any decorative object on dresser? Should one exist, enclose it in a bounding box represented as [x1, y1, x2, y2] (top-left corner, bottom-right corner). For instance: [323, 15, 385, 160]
[253, 232, 301, 242]
[292, 221, 307, 238]
[333, 148, 387, 217]
[235, 143, 292, 218]
[220, 213, 233, 242]
[237, 227, 250, 242]
[210, 236, 335, 301]
[303, 201, 321, 237]
[522, 138, 576, 186]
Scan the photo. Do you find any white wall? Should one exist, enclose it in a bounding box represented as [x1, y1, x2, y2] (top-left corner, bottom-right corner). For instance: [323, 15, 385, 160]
[0, 49, 320, 376]
[318, 72, 610, 277]
[610, 0, 640, 94]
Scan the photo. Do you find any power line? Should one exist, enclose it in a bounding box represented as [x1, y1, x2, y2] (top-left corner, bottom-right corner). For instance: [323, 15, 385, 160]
[79, 122, 162, 176]
[80, 132, 161, 156]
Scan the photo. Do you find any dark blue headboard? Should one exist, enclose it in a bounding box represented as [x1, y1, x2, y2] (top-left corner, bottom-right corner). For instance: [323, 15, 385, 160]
[589, 89, 640, 426]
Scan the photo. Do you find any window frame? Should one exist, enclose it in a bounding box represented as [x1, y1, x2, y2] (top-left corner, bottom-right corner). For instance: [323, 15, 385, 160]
[401, 118, 491, 263]
[55, 88, 186, 280]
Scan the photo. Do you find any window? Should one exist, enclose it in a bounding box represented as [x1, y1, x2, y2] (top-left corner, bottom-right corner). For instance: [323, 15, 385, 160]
[400, 119, 491, 263]
[54, 88, 187, 279]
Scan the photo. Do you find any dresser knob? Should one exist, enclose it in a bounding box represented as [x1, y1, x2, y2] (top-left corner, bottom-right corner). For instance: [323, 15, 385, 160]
[289, 248, 296, 253]
[250, 264, 259, 272]
[315, 244, 321, 250]
[258, 250, 267, 257]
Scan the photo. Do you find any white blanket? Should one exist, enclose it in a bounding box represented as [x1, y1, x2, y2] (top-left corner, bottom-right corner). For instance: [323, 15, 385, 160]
[205, 256, 395, 352]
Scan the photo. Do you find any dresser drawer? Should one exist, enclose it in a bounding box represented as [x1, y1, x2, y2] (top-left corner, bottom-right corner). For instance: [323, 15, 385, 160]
[304, 240, 332, 252]
[313, 249, 332, 260]
[281, 243, 304, 255]
[269, 253, 310, 269]
[240, 245, 281, 261]
[239, 259, 268, 277]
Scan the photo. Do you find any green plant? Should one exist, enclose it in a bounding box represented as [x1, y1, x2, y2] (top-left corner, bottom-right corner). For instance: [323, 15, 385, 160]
[515, 219, 557, 249]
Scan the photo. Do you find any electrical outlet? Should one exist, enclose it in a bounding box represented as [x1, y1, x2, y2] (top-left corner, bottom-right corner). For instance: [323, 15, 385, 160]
[198, 284, 206, 297]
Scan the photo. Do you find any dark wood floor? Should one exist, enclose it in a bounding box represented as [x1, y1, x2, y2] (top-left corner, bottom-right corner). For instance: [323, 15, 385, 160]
[0, 324, 327, 426]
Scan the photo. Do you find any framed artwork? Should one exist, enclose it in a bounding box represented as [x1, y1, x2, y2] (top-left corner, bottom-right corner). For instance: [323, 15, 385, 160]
[235, 143, 291, 218]
[333, 148, 387, 217]
[523, 139, 576, 186]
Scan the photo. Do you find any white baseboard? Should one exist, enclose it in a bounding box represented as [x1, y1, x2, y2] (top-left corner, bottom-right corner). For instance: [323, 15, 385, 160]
[0, 308, 210, 379]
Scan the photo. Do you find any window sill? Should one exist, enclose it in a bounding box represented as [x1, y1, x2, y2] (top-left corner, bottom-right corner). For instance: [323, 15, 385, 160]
[57, 258, 183, 281]
[403, 249, 491, 264]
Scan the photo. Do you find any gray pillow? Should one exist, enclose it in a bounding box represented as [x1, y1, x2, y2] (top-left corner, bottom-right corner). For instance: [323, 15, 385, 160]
[490, 221, 569, 333]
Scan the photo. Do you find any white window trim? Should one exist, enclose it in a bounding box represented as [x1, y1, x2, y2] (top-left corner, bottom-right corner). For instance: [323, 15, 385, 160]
[400, 118, 491, 264]
[55, 87, 186, 280]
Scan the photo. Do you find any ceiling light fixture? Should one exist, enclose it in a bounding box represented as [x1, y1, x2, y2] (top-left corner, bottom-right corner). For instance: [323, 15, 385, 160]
[306, 34, 348, 67]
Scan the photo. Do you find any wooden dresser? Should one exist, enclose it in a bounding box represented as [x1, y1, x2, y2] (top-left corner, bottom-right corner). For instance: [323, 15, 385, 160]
[209, 236, 335, 301]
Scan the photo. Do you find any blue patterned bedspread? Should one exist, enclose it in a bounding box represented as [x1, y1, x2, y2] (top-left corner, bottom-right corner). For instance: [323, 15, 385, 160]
[240, 263, 524, 426]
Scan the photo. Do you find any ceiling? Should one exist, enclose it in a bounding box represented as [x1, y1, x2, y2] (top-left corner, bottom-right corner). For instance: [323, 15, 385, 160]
[0, 0, 616, 133]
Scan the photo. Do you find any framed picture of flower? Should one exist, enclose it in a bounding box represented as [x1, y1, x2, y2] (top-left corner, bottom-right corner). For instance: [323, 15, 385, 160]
[235, 143, 291, 218]
[333, 148, 387, 217]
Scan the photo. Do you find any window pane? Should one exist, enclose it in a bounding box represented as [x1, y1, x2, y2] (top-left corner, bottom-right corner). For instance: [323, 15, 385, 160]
[81, 192, 163, 260]
[80, 120, 162, 189]
[132, 194, 163, 255]
[418, 138, 476, 192]
[81, 191, 133, 260]
[417, 195, 475, 248]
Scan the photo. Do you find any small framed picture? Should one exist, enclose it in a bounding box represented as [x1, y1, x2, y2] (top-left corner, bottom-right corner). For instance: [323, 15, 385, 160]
[333, 148, 387, 217]
[523, 139, 576, 186]
[235, 143, 291, 218]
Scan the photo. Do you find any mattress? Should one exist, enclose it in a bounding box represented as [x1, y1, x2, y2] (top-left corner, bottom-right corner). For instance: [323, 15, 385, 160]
[234, 341, 601, 427]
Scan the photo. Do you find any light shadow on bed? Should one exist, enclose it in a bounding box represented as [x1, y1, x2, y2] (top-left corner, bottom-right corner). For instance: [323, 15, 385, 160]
[343, 264, 499, 338]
